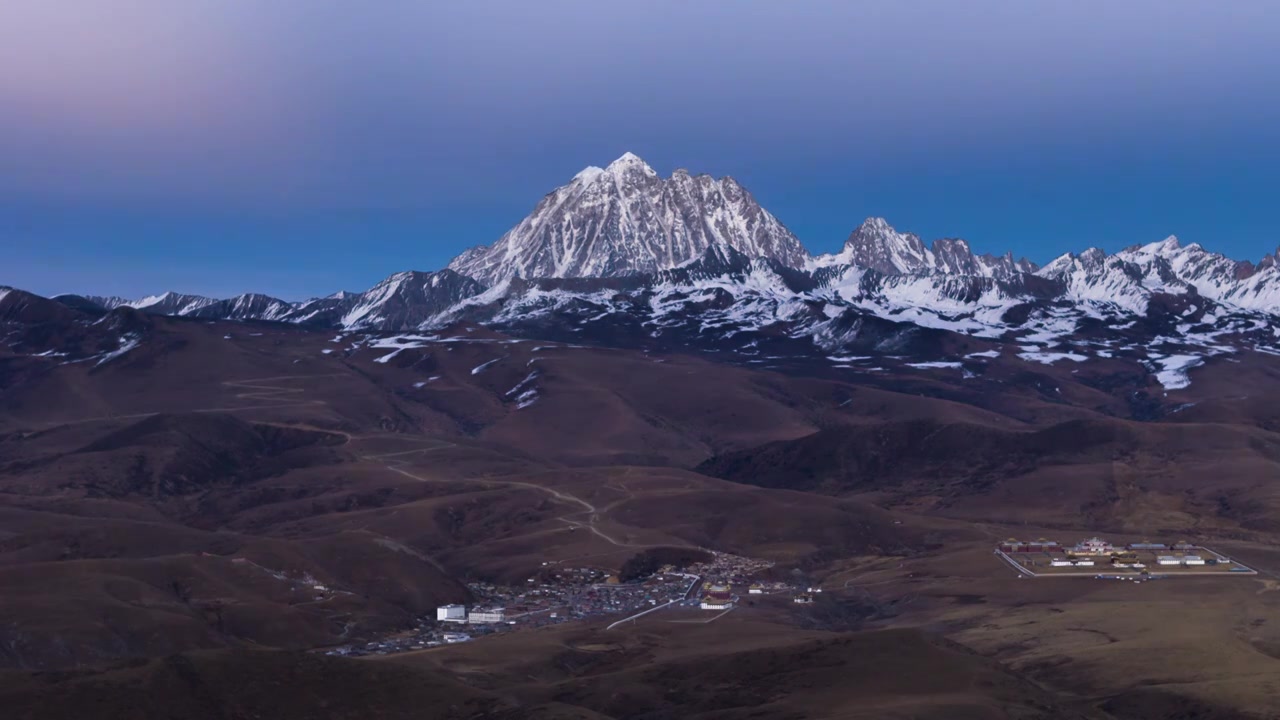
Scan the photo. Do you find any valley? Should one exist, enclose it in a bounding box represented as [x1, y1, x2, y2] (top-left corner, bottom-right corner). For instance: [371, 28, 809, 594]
[3, 306, 1280, 718]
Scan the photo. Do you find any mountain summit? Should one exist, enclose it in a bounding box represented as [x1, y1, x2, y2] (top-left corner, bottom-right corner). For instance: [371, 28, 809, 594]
[813, 217, 1036, 279]
[448, 152, 808, 283]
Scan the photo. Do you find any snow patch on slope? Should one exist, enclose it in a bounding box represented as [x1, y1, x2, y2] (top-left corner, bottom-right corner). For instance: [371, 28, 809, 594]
[94, 335, 141, 367]
[1146, 354, 1203, 390]
[1018, 350, 1088, 365]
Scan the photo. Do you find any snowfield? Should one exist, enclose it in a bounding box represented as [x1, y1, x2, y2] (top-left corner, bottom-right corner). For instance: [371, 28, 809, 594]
[1017, 350, 1089, 365]
[1147, 354, 1204, 390]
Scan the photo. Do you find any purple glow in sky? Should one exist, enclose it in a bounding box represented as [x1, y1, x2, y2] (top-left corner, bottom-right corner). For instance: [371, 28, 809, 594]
[2, 1, 1279, 298]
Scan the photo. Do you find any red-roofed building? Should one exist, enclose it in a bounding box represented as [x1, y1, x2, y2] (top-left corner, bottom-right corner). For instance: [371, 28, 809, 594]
[700, 582, 735, 610]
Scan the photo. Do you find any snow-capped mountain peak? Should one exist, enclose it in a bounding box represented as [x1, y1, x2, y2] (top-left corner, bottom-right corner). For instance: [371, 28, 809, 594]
[447, 153, 807, 283]
[812, 218, 1036, 280]
[811, 217, 930, 274]
[128, 291, 218, 316]
[1032, 236, 1280, 314]
[573, 165, 605, 183]
[857, 216, 894, 234]
[603, 151, 657, 177]
[1130, 235, 1182, 258]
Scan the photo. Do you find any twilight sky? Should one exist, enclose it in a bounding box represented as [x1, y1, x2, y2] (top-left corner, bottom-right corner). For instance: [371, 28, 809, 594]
[3, 1, 1279, 299]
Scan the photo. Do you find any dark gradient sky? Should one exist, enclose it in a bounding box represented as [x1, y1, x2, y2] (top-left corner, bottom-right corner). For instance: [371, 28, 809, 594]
[3, 1, 1279, 299]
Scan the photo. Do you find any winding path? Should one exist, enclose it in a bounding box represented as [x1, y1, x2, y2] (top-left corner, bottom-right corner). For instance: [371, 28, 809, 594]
[375, 455, 642, 549]
[37, 372, 675, 554]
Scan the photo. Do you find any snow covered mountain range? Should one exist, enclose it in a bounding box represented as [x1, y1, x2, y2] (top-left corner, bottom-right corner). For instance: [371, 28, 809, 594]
[13, 152, 1280, 392]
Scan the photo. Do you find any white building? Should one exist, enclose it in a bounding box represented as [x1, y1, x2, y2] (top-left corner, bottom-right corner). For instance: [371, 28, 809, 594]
[442, 632, 471, 644]
[1072, 537, 1115, 556]
[436, 604, 467, 623]
[468, 607, 506, 624]
[1183, 555, 1206, 566]
[1157, 556, 1182, 566]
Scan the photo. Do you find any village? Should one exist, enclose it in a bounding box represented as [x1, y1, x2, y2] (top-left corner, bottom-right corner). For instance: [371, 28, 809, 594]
[995, 536, 1257, 579]
[325, 550, 817, 657]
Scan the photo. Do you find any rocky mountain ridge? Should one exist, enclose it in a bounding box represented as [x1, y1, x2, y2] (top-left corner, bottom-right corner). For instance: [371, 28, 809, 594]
[9, 153, 1280, 397]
